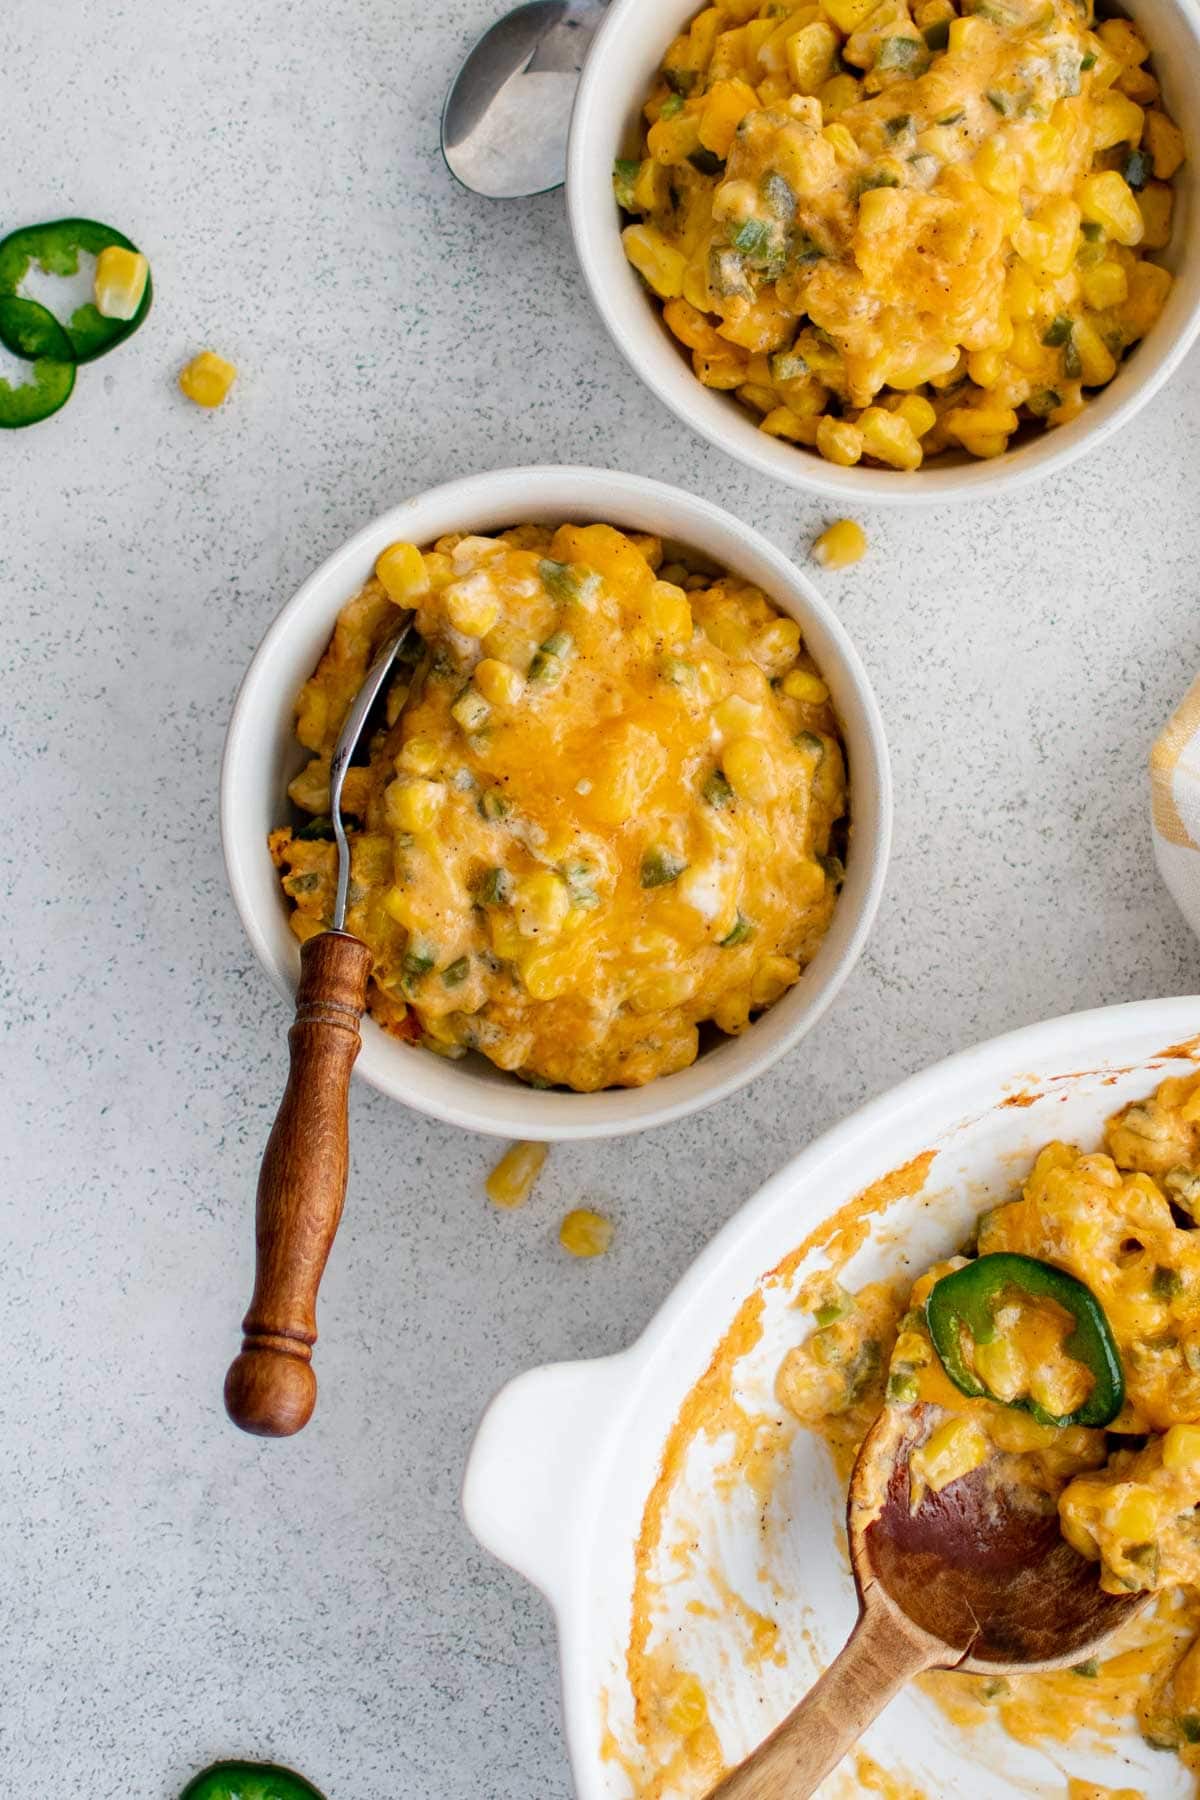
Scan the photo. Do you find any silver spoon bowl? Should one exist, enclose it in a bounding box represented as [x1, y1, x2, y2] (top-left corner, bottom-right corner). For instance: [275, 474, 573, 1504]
[441, 0, 607, 199]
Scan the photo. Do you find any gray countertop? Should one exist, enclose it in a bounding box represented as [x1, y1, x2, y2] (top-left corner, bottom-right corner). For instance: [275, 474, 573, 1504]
[3, 1, 1199, 1794]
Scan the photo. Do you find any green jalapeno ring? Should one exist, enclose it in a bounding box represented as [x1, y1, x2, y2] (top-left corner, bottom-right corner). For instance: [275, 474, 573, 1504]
[0, 294, 76, 429]
[0, 218, 152, 364]
[179, 1759, 327, 1800]
[925, 1251, 1124, 1429]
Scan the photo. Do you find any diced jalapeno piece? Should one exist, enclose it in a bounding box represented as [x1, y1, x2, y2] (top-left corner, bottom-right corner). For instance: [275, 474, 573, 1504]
[640, 846, 687, 888]
[1042, 314, 1074, 347]
[795, 729, 826, 763]
[731, 218, 772, 260]
[295, 815, 336, 841]
[660, 655, 697, 687]
[442, 955, 470, 987]
[761, 171, 796, 220]
[539, 559, 598, 607]
[1071, 1659, 1099, 1678]
[1063, 338, 1082, 380]
[1121, 146, 1152, 190]
[688, 148, 725, 176]
[659, 93, 684, 118]
[478, 788, 512, 821]
[473, 866, 513, 905]
[403, 942, 437, 980]
[0, 218, 152, 363]
[857, 169, 901, 194]
[922, 17, 950, 48]
[562, 860, 601, 909]
[1080, 49, 1097, 69]
[1028, 388, 1062, 417]
[814, 1287, 853, 1326]
[451, 686, 490, 732]
[719, 912, 754, 946]
[1152, 1265, 1183, 1301]
[613, 159, 641, 210]
[877, 35, 926, 69]
[888, 1370, 921, 1403]
[703, 768, 734, 808]
[985, 89, 1012, 114]
[936, 107, 965, 124]
[180, 1762, 327, 1800]
[529, 630, 574, 685]
[885, 113, 913, 137]
[663, 66, 696, 95]
[769, 347, 809, 383]
[819, 853, 845, 888]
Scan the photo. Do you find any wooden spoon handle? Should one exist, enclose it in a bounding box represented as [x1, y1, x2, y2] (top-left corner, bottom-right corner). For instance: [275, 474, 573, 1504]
[709, 1595, 940, 1799]
[224, 930, 373, 1438]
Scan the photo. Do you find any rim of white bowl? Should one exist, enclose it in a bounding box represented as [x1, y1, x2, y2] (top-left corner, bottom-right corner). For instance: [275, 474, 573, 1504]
[566, 0, 1200, 505]
[221, 465, 892, 1139]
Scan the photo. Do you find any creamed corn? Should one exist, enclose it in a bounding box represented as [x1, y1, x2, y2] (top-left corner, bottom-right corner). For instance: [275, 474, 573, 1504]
[616, 0, 1184, 467]
[777, 1071, 1200, 1784]
[271, 523, 848, 1092]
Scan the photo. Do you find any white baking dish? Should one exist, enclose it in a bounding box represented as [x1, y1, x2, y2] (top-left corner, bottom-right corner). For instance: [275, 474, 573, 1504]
[464, 996, 1200, 1795]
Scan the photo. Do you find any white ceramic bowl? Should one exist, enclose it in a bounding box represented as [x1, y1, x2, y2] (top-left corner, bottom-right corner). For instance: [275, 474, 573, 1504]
[567, 0, 1200, 505]
[221, 466, 891, 1141]
[464, 996, 1200, 1796]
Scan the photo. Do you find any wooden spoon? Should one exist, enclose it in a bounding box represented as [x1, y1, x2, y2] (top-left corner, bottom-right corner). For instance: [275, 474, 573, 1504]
[224, 612, 414, 1438]
[711, 1400, 1146, 1798]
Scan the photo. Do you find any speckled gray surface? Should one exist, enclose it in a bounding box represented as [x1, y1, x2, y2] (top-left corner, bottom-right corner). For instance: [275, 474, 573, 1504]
[2, 1, 1200, 1794]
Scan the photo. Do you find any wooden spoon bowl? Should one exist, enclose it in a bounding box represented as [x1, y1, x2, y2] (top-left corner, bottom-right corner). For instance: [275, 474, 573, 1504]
[712, 1401, 1146, 1798]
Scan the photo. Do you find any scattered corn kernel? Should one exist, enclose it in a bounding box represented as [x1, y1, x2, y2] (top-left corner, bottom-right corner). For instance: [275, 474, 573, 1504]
[473, 656, 526, 707]
[444, 577, 501, 638]
[1079, 171, 1144, 245]
[486, 1140, 549, 1209]
[1080, 260, 1129, 311]
[387, 777, 445, 833]
[815, 416, 863, 467]
[1114, 1487, 1159, 1541]
[724, 735, 777, 804]
[178, 350, 237, 408]
[622, 223, 687, 299]
[1163, 1425, 1200, 1472]
[560, 1208, 614, 1257]
[93, 245, 148, 321]
[811, 518, 867, 570]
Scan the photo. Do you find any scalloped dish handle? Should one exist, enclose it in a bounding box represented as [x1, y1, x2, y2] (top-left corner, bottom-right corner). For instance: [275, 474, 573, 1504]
[462, 1354, 629, 1605]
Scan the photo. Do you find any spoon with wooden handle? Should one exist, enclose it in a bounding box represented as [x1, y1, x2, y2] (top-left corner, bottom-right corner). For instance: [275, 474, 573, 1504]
[224, 612, 415, 1438]
[711, 1399, 1146, 1798]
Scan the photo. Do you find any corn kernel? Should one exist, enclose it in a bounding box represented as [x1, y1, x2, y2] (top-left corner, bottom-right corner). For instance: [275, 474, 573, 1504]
[948, 13, 992, 50]
[1080, 260, 1129, 310]
[376, 540, 431, 604]
[819, 75, 861, 120]
[639, 579, 693, 644]
[1006, 263, 1039, 321]
[1097, 16, 1149, 65]
[1012, 196, 1081, 277]
[178, 349, 237, 408]
[630, 968, 696, 1012]
[663, 297, 723, 354]
[486, 1140, 548, 1209]
[752, 615, 803, 675]
[782, 667, 831, 704]
[395, 733, 441, 776]
[1117, 62, 1158, 104]
[513, 869, 570, 939]
[1137, 182, 1174, 251]
[815, 415, 863, 467]
[911, 1418, 990, 1496]
[443, 576, 500, 638]
[1163, 1425, 1200, 1472]
[93, 245, 149, 321]
[761, 406, 822, 444]
[623, 223, 687, 299]
[858, 405, 922, 470]
[474, 657, 525, 708]
[894, 394, 936, 437]
[449, 686, 491, 732]
[724, 735, 777, 804]
[751, 952, 800, 1006]
[647, 110, 704, 166]
[974, 139, 1022, 197]
[812, 518, 867, 569]
[699, 77, 759, 155]
[521, 947, 576, 999]
[560, 1208, 614, 1258]
[713, 694, 762, 736]
[1079, 171, 1144, 245]
[1122, 259, 1172, 337]
[1114, 1487, 1159, 1541]
[1144, 110, 1186, 181]
[1090, 90, 1145, 151]
[787, 19, 838, 93]
[1072, 315, 1117, 386]
[387, 777, 444, 833]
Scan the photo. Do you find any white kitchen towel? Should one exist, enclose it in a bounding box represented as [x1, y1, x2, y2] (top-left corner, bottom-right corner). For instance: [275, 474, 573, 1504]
[1153, 675, 1200, 931]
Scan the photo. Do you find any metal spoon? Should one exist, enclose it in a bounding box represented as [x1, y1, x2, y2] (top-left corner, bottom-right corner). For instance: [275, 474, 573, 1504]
[713, 1399, 1145, 1797]
[441, 0, 607, 199]
[224, 611, 415, 1438]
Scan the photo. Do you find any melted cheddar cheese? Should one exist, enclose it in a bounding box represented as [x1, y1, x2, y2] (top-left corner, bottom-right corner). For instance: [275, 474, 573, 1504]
[271, 523, 848, 1091]
[778, 1069, 1200, 1787]
[618, 0, 1184, 468]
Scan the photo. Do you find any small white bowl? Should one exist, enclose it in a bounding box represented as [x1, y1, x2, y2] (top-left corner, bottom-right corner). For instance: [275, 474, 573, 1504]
[567, 0, 1200, 505]
[221, 466, 891, 1140]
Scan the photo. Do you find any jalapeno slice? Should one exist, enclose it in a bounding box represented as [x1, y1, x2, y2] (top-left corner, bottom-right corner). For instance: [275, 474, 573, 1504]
[0, 218, 152, 363]
[0, 296, 75, 427]
[179, 1760, 327, 1800]
[925, 1251, 1124, 1429]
